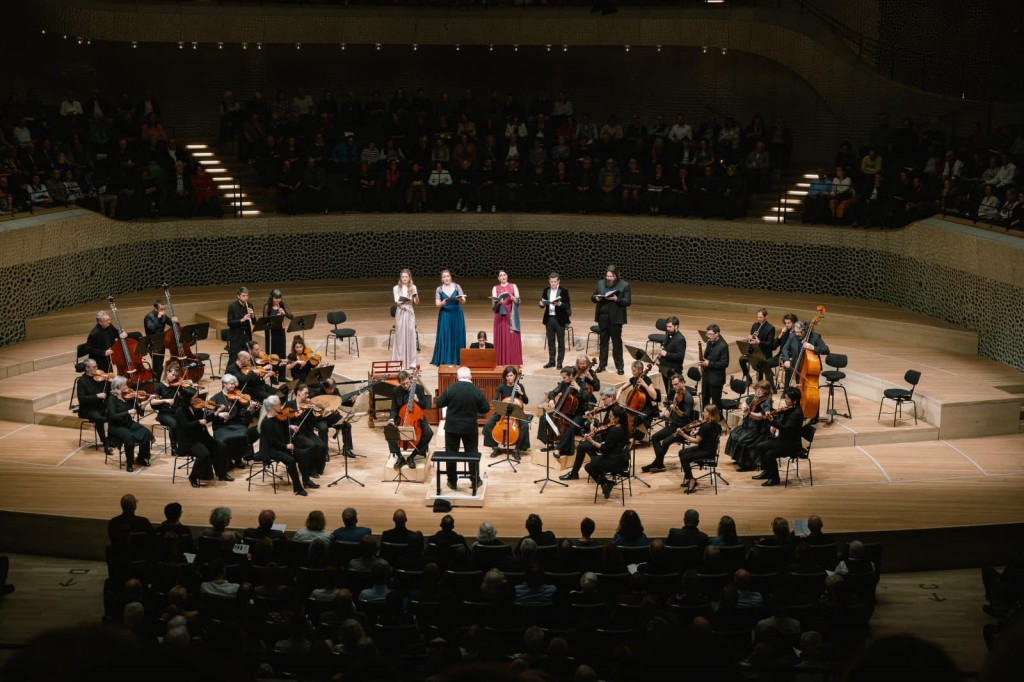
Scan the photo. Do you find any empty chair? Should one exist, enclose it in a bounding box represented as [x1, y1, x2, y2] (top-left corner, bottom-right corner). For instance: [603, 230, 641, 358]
[718, 377, 749, 422]
[784, 424, 816, 487]
[471, 543, 513, 571]
[585, 324, 601, 355]
[644, 318, 669, 355]
[878, 369, 921, 426]
[217, 327, 231, 376]
[820, 353, 852, 421]
[326, 311, 359, 358]
[686, 366, 703, 401]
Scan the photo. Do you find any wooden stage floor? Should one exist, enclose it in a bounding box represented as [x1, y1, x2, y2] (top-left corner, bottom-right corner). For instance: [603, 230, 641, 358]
[2, 279, 1023, 555]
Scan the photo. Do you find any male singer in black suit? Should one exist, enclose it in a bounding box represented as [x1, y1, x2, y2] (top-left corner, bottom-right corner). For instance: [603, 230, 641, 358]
[387, 369, 433, 468]
[226, 286, 255, 362]
[591, 265, 632, 375]
[435, 366, 490, 491]
[143, 300, 177, 380]
[540, 272, 572, 369]
[84, 310, 123, 369]
[699, 324, 729, 410]
[780, 320, 829, 420]
[656, 315, 686, 388]
[754, 387, 805, 486]
[739, 307, 776, 388]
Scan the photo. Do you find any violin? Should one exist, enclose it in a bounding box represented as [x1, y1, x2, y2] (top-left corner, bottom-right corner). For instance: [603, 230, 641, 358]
[91, 370, 117, 383]
[274, 406, 300, 421]
[669, 387, 688, 418]
[254, 352, 282, 366]
[675, 416, 710, 437]
[766, 404, 795, 420]
[168, 379, 199, 390]
[225, 388, 257, 405]
[298, 399, 326, 416]
[583, 419, 615, 446]
[190, 396, 217, 411]
[241, 364, 276, 378]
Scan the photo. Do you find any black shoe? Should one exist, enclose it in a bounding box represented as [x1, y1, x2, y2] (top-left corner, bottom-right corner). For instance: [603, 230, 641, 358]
[543, 362, 556, 369]
[595, 366, 607, 373]
[310, 473, 321, 479]
[489, 448, 500, 458]
[762, 479, 780, 487]
[407, 457, 417, 469]
[752, 472, 770, 480]
[304, 480, 320, 489]
[601, 481, 614, 499]
[104, 446, 114, 455]
[559, 471, 579, 481]
[295, 489, 308, 496]
[446, 480, 458, 491]
[218, 475, 234, 482]
[126, 464, 133, 473]
[189, 478, 201, 488]
[513, 451, 521, 462]
[138, 459, 151, 467]
[616, 368, 625, 375]
[343, 449, 355, 458]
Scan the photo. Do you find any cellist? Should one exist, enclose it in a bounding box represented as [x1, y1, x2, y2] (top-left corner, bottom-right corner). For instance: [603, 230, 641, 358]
[537, 366, 581, 460]
[386, 369, 433, 469]
[483, 366, 531, 460]
[780, 320, 829, 421]
[621, 360, 658, 438]
[143, 300, 177, 379]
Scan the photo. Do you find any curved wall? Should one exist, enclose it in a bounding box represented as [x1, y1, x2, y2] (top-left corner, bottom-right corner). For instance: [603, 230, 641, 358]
[3, 211, 1023, 371]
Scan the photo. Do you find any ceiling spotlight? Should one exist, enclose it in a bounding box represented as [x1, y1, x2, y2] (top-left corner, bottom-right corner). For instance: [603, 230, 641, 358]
[191, 41, 198, 50]
[412, 43, 418, 51]
[177, 41, 184, 49]
[256, 42, 263, 50]
[545, 44, 552, 52]
[489, 44, 494, 52]
[721, 47, 727, 55]
[295, 42, 301, 50]
[656, 44, 662, 52]
[40, 29, 46, 35]
[131, 41, 138, 49]
[455, 44, 460, 51]
[62, 34, 68, 40]
[702, 46, 708, 54]
[375, 43, 381, 51]
[242, 42, 248, 50]
[513, 44, 519, 52]
[562, 44, 568, 52]
[217, 42, 224, 50]
[86, 39, 91, 45]
[625, 44, 631, 52]
[76, 37, 83, 45]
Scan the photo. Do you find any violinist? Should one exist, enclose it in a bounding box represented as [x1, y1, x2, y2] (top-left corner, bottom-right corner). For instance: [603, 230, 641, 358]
[143, 300, 177, 379]
[483, 366, 531, 459]
[150, 362, 184, 455]
[753, 387, 804, 487]
[226, 286, 255, 361]
[310, 379, 357, 458]
[175, 393, 231, 487]
[262, 288, 294, 359]
[387, 369, 433, 468]
[84, 310, 126, 369]
[641, 373, 694, 473]
[258, 395, 310, 497]
[224, 350, 273, 402]
[284, 385, 328, 481]
[657, 316, 686, 388]
[567, 390, 629, 499]
[679, 404, 723, 494]
[780, 320, 829, 413]
[211, 374, 259, 469]
[286, 335, 315, 384]
[738, 308, 776, 388]
[538, 367, 581, 459]
[725, 380, 774, 472]
[77, 358, 113, 454]
[247, 341, 287, 379]
[560, 387, 618, 483]
[106, 375, 155, 472]
[540, 272, 571, 369]
[699, 324, 729, 411]
[622, 360, 658, 437]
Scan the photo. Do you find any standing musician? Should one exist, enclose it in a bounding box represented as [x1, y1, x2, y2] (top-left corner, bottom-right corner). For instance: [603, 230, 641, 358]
[766, 313, 798, 386]
[387, 369, 433, 468]
[286, 335, 316, 384]
[150, 362, 184, 456]
[284, 385, 328, 482]
[621, 360, 659, 438]
[591, 265, 632, 375]
[435, 366, 491, 491]
[739, 308, 776, 389]
[483, 366, 531, 460]
[211, 374, 259, 469]
[258, 395, 311, 497]
[656, 316, 686, 389]
[538, 367, 583, 459]
[84, 310, 125, 369]
[106, 375, 154, 473]
[226, 286, 255, 362]
[753, 387, 804, 487]
[641, 372, 695, 473]
[175, 393, 231, 487]
[780, 320, 829, 401]
[310, 378, 358, 458]
[699, 324, 730, 410]
[679, 404, 723, 494]
[262, 289, 294, 359]
[725, 380, 775, 472]
[225, 350, 273, 402]
[143, 300, 178, 380]
[540, 272, 572, 369]
[78, 358, 112, 454]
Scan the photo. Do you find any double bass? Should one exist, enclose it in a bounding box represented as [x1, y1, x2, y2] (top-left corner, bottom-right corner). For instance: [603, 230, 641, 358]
[398, 365, 424, 450]
[491, 367, 524, 449]
[162, 283, 204, 381]
[107, 296, 154, 387]
[792, 305, 826, 419]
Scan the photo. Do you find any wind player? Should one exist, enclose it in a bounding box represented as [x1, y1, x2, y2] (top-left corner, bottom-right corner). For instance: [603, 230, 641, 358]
[738, 308, 776, 388]
[143, 300, 178, 380]
[84, 310, 126, 369]
[387, 369, 433, 469]
[226, 286, 255, 361]
[656, 316, 686, 390]
[591, 265, 632, 375]
[483, 366, 531, 461]
[540, 272, 572, 369]
[641, 372, 695, 473]
[699, 324, 729, 411]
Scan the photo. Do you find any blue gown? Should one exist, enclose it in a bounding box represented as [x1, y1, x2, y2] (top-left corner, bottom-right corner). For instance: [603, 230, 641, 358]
[430, 286, 466, 366]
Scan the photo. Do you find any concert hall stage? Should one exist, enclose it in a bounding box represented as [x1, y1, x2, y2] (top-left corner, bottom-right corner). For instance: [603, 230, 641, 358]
[1, 278, 1023, 570]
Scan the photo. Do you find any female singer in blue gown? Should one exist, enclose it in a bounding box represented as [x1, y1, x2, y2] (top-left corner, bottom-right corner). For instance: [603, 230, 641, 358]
[430, 269, 467, 366]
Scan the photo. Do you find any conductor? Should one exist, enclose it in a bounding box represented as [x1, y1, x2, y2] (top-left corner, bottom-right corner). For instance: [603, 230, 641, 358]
[436, 366, 490, 491]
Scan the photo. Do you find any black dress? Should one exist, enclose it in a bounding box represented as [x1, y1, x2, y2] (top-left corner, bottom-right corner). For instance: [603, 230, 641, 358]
[725, 395, 773, 469]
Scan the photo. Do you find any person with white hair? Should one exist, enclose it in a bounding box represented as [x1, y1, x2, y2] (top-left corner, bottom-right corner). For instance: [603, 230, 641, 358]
[211, 373, 258, 469]
[83, 309, 127, 367]
[435, 366, 490, 491]
[258, 395, 310, 496]
[106, 375, 154, 472]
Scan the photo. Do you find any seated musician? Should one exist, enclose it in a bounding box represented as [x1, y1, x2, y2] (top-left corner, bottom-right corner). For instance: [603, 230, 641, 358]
[483, 366, 531, 461]
[150, 362, 184, 455]
[211, 374, 259, 469]
[621, 360, 658, 439]
[284, 385, 329, 481]
[310, 378, 357, 458]
[472, 331, 494, 349]
[766, 313, 798, 385]
[726, 380, 774, 472]
[642, 372, 695, 473]
[779, 321, 829, 421]
[225, 350, 273, 402]
[143, 300, 177, 380]
[248, 341, 287, 382]
[287, 335, 320, 385]
[175, 392, 231, 487]
[559, 389, 628, 497]
[258, 395, 311, 497]
[573, 354, 600, 408]
[106, 376, 155, 473]
[387, 369, 433, 469]
[77, 359, 112, 454]
[84, 310, 125, 369]
[753, 388, 805, 487]
[679, 404, 723, 495]
[538, 367, 581, 459]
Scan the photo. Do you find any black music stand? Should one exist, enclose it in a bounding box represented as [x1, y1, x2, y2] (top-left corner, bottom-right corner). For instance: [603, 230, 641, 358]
[287, 313, 319, 335]
[254, 315, 286, 358]
[735, 340, 769, 385]
[487, 399, 528, 472]
[625, 344, 657, 365]
[383, 424, 417, 493]
[620, 404, 652, 489]
[303, 366, 334, 387]
[534, 410, 578, 493]
[327, 408, 365, 489]
[134, 333, 164, 385]
[180, 322, 211, 372]
[697, 329, 710, 344]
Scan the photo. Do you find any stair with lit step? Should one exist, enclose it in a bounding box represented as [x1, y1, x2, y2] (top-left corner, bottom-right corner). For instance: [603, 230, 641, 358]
[183, 142, 270, 216]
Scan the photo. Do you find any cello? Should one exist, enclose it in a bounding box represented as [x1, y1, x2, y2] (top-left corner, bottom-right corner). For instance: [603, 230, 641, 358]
[621, 362, 652, 432]
[491, 366, 524, 450]
[792, 305, 827, 419]
[398, 364, 424, 451]
[162, 283, 204, 381]
[107, 296, 154, 388]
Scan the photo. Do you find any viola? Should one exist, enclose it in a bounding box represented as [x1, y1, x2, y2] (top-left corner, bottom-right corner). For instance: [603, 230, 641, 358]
[162, 283, 204, 381]
[241, 365, 275, 379]
[225, 388, 255, 405]
[106, 296, 154, 387]
[398, 364, 424, 450]
[675, 416, 710, 437]
[583, 419, 616, 446]
[670, 388, 688, 418]
[254, 352, 282, 366]
[169, 379, 199, 390]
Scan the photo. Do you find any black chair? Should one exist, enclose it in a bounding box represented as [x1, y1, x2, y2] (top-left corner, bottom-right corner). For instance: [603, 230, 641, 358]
[664, 544, 702, 573]
[644, 572, 681, 597]
[790, 570, 827, 604]
[329, 541, 363, 568]
[718, 377, 749, 422]
[570, 544, 602, 572]
[807, 542, 838, 572]
[617, 545, 650, 566]
[644, 318, 669, 355]
[718, 544, 746, 572]
[593, 462, 631, 505]
[784, 424, 816, 487]
[379, 542, 410, 564]
[326, 311, 359, 358]
[471, 543, 513, 571]
[697, 571, 731, 600]
[71, 374, 105, 451]
[216, 327, 231, 377]
[387, 305, 419, 353]
[692, 443, 728, 495]
[585, 324, 601, 355]
[446, 569, 484, 595]
[246, 451, 282, 493]
[878, 369, 921, 426]
[686, 366, 703, 402]
[820, 353, 851, 421]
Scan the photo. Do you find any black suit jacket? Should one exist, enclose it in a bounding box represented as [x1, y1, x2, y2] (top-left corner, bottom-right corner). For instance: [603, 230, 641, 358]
[665, 527, 709, 549]
[85, 324, 118, 367]
[226, 300, 252, 352]
[702, 338, 730, 386]
[436, 380, 489, 435]
[659, 330, 687, 375]
[772, 405, 805, 445]
[77, 372, 107, 415]
[540, 286, 572, 325]
[748, 321, 776, 359]
[780, 331, 829, 364]
[592, 278, 631, 326]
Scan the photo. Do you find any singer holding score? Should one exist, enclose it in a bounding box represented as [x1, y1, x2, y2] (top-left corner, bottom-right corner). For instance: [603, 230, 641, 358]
[430, 269, 468, 366]
[392, 268, 420, 368]
[540, 272, 572, 369]
[491, 270, 523, 365]
[592, 265, 632, 375]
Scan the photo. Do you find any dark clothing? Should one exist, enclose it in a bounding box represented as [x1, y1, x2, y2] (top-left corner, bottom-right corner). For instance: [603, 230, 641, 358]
[592, 277, 632, 371]
[435, 379, 489, 485]
[647, 389, 695, 469]
[658, 330, 687, 386]
[388, 382, 432, 459]
[581, 421, 629, 483]
[700, 338, 730, 410]
[85, 324, 119, 368]
[143, 310, 173, 379]
[77, 372, 109, 446]
[541, 285, 572, 367]
[756, 404, 805, 483]
[740, 320, 776, 385]
[107, 512, 153, 543]
[483, 382, 531, 450]
[106, 394, 153, 467]
[666, 527, 709, 549]
[258, 416, 307, 493]
[680, 421, 722, 479]
[226, 299, 253, 361]
[176, 404, 228, 479]
[224, 362, 272, 402]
